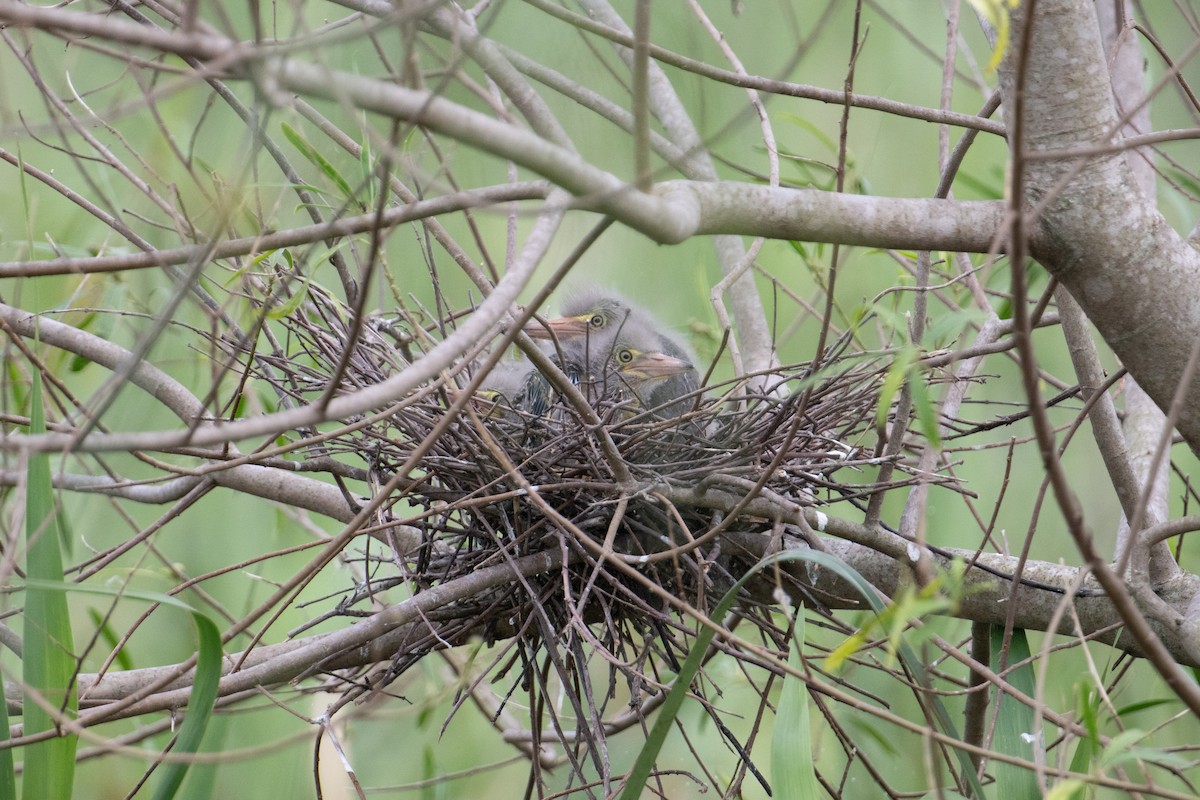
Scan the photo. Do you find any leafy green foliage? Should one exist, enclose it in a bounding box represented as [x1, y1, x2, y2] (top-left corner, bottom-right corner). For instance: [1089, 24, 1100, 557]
[1098, 728, 1190, 771]
[1067, 682, 1100, 775]
[22, 374, 77, 800]
[152, 611, 222, 800]
[23, 582, 225, 800]
[989, 627, 1038, 799]
[825, 560, 968, 671]
[771, 614, 820, 799]
[282, 123, 357, 205]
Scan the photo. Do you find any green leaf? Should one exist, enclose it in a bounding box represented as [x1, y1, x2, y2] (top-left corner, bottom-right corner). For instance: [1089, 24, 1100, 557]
[0, 622, 12, 797]
[172, 715, 227, 800]
[0, 664, 12, 800]
[1066, 682, 1099, 774]
[18, 147, 33, 250]
[1098, 728, 1189, 770]
[22, 374, 77, 800]
[1044, 779, 1088, 800]
[788, 240, 810, 260]
[989, 627, 1039, 799]
[619, 552, 846, 800]
[266, 275, 312, 320]
[1097, 729, 1146, 765]
[152, 612, 223, 800]
[86, 608, 134, 672]
[1112, 698, 1173, 718]
[8, 362, 25, 412]
[826, 561, 966, 672]
[908, 371, 942, 448]
[771, 614, 819, 799]
[875, 346, 919, 431]
[846, 715, 899, 757]
[19, 581, 224, 800]
[359, 138, 376, 208]
[281, 123, 355, 202]
[955, 169, 1006, 200]
[1167, 167, 1200, 197]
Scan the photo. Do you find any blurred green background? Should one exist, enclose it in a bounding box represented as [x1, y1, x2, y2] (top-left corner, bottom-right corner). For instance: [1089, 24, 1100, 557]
[1, 1, 1199, 797]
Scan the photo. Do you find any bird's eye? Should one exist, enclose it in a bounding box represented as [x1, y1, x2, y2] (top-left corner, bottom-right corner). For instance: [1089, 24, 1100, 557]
[617, 348, 634, 364]
[588, 314, 606, 329]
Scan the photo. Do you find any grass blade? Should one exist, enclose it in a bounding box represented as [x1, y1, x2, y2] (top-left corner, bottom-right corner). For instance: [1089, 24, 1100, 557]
[0, 643, 14, 800]
[151, 612, 223, 800]
[17, 580, 224, 800]
[990, 626, 1039, 799]
[22, 373, 77, 800]
[772, 612, 820, 798]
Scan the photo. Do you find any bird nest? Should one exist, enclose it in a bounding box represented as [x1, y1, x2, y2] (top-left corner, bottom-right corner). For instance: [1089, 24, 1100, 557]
[225, 284, 938, 720]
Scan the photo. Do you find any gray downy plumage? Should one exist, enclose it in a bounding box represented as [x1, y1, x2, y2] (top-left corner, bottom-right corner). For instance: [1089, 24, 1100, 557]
[491, 321, 692, 418]
[525, 286, 701, 416]
[481, 336, 596, 417]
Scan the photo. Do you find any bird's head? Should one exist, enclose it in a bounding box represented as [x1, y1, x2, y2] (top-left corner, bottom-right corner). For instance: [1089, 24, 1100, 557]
[524, 288, 631, 341]
[592, 320, 692, 386]
[609, 343, 693, 383]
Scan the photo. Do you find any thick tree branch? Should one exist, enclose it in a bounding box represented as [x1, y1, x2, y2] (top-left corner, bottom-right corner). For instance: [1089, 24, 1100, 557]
[8, 521, 1196, 727]
[999, 0, 1200, 455]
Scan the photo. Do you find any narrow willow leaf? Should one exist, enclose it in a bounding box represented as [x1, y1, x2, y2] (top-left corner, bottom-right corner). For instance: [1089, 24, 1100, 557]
[85, 609, 134, 672]
[22, 374, 77, 800]
[1113, 698, 1173, 717]
[875, 346, 918, 430]
[989, 627, 1039, 799]
[266, 275, 312, 320]
[281, 122, 354, 201]
[908, 371, 942, 449]
[17, 148, 33, 247]
[826, 562, 965, 672]
[1099, 728, 1189, 770]
[1066, 682, 1098, 774]
[771, 613, 819, 799]
[19, 580, 224, 800]
[151, 613, 223, 800]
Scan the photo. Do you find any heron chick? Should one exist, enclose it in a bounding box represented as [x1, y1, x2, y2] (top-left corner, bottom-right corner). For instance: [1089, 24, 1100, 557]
[488, 319, 692, 418]
[526, 287, 701, 416]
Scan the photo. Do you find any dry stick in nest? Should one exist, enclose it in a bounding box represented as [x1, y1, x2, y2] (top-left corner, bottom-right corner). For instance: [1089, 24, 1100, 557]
[233, 295, 940, 689]
[456, 403, 772, 785]
[244, 296, 910, 596]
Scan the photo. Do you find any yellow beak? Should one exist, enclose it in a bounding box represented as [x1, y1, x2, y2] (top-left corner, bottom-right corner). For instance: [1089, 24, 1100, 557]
[625, 351, 693, 380]
[524, 315, 590, 340]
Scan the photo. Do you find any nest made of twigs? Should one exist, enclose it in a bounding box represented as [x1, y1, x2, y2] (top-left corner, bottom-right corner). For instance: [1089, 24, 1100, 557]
[222, 285, 947, 700]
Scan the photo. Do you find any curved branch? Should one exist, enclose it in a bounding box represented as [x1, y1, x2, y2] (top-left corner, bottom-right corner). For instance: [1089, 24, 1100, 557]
[0, 203, 550, 453]
[999, 0, 1200, 455]
[0, 183, 548, 278]
[0, 303, 362, 522]
[11, 513, 1197, 729]
[269, 61, 1010, 249]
